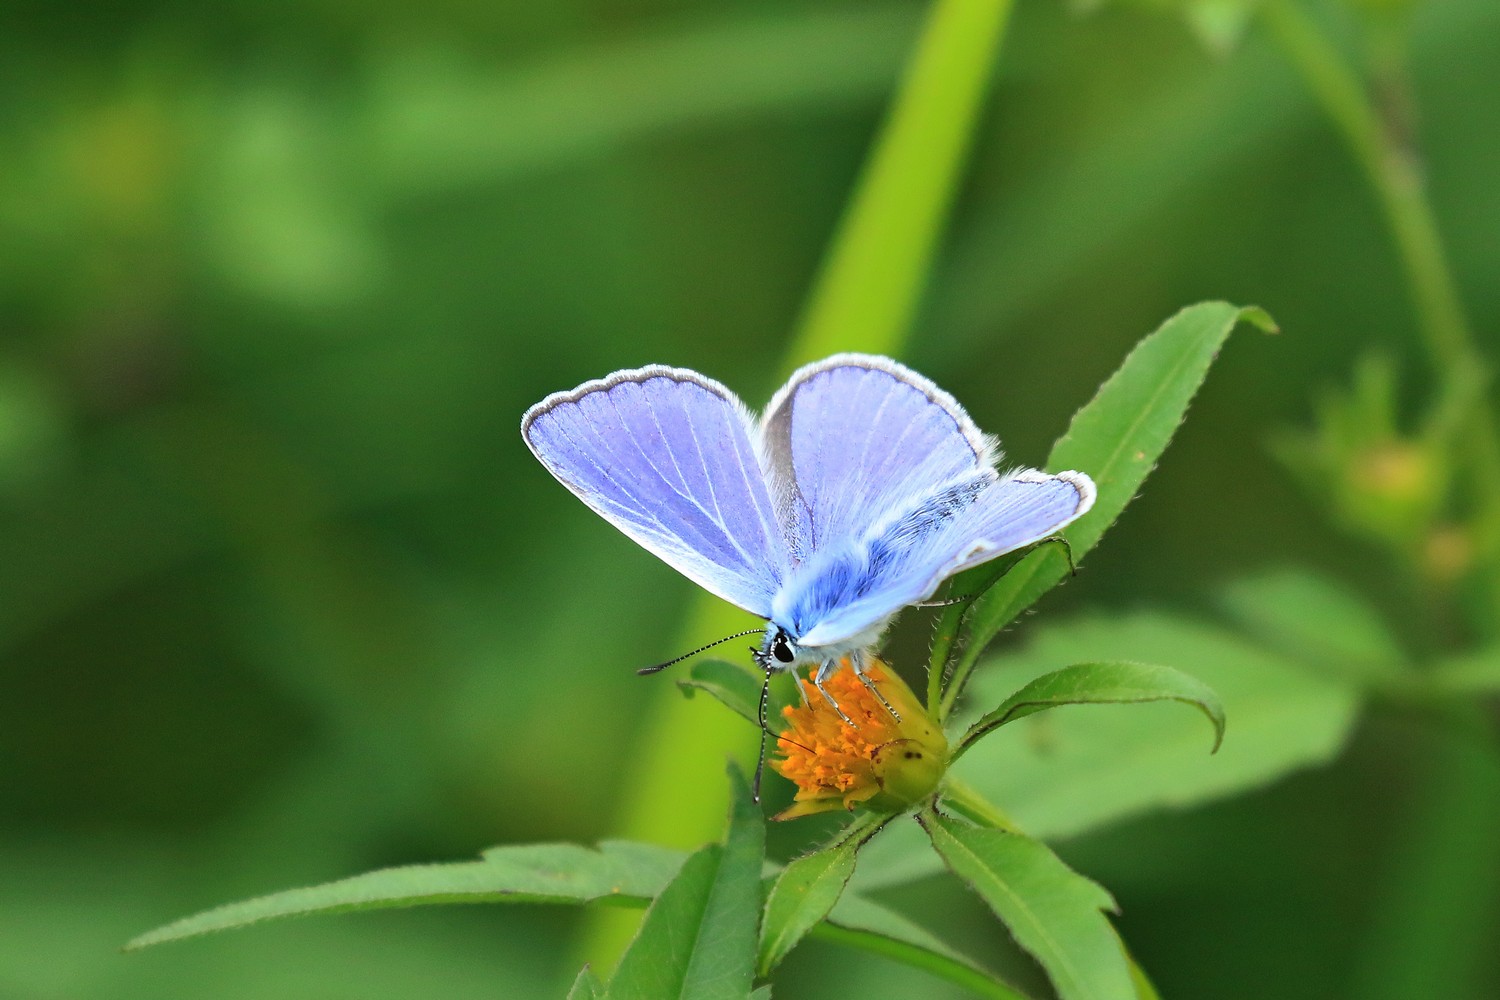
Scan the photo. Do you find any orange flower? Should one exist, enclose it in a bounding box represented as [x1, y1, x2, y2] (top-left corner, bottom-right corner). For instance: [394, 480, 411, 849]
[771, 658, 947, 820]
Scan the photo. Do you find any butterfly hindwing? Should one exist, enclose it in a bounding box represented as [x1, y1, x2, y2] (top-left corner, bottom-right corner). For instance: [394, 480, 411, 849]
[793, 469, 1095, 649]
[522, 366, 788, 617]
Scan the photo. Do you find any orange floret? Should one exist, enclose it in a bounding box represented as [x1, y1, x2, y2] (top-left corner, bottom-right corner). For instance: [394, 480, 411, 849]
[772, 658, 947, 820]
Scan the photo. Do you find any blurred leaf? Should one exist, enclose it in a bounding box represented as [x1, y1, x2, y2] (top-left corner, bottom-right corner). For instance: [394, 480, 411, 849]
[939, 302, 1276, 715]
[569, 967, 606, 1000]
[676, 660, 789, 728]
[952, 612, 1360, 841]
[923, 813, 1132, 1000]
[1074, 0, 1256, 54]
[606, 768, 763, 1000]
[757, 843, 856, 976]
[956, 661, 1225, 758]
[126, 841, 685, 949]
[1427, 647, 1500, 695]
[1217, 568, 1407, 682]
[676, 660, 759, 725]
[751, 988, 771, 1000]
[1182, 0, 1258, 53]
[371, 7, 919, 194]
[1128, 949, 1162, 999]
[818, 886, 1029, 1000]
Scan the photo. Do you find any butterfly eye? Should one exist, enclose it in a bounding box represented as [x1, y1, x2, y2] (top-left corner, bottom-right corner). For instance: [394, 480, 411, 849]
[772, 633, 795, 664]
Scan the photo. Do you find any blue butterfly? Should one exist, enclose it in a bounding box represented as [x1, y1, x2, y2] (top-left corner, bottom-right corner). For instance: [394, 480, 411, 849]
[522, 353, 1095, 722]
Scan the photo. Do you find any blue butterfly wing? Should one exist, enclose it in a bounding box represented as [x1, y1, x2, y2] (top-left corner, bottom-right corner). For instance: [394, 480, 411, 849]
[795, 469, 1094, 648]
[760, 354, 997, 561]
[522, 366, 787, 617]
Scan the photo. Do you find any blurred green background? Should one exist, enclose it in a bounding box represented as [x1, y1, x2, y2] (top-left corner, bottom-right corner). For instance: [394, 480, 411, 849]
[4, 0, 1498, 996]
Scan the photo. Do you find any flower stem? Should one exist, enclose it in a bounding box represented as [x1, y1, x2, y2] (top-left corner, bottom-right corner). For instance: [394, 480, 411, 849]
[940, 776, 1020, 832]
[1261, 0, 1500, 630]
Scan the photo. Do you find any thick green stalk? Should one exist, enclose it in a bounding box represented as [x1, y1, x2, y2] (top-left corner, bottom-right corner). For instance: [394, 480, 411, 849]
[1261, 0, 1500, 625]
[1351, 707, 1500, 1000]
[941, 776, 1021, 832]
[577, 0, 1015, 970]
[788, 0, 1016, 366]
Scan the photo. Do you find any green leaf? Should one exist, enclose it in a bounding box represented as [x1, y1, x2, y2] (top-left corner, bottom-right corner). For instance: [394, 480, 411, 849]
[818, 888, 1030, 1000]
[1427, 647, 1500, 695]
[569, 967, 606, 1000]
[757, 844, 857, 976]
[1217, 568, 1406, 683]
[125, 840, 685, 949]
[676, 660, 790, 727]
[606, 767, 764, 1000]
[954, 612, 1359, 840]
[955, 661, 1225, 759]
[863, 611, 1363, 890]
[923, 813, 1133, 1000]
[939, 301, 1276, 716]
[1128, 950, 1162, 1000]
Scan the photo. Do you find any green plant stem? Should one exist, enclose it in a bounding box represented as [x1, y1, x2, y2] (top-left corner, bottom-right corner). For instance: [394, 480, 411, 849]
[808, 922, 1032, 1000]
[1261, 0, 1500, 625]
[1352, 706, 1500, 1000]
[788, 0, 1015, 366]
[940, 777, 1021, 832]
[575, 0, 1015, 972]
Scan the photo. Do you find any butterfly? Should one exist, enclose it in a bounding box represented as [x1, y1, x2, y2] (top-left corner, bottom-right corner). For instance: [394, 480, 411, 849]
[521, 353, 1095, 723]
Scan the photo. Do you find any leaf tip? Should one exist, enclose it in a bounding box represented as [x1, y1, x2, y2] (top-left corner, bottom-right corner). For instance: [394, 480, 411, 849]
[1238, 305, 1279, 335]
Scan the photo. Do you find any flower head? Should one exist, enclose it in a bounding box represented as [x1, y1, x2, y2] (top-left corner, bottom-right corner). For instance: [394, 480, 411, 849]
[771, 658, 947, 820]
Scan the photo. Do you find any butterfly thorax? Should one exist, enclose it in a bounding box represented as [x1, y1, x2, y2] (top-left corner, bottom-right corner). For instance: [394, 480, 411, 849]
[761, 540, 904, 668]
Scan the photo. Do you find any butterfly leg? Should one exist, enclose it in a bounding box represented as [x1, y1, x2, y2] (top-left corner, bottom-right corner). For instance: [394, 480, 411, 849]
[794, 671, 813, 709]
[850, 651, 902, 723]
[812, 661, 856, 726]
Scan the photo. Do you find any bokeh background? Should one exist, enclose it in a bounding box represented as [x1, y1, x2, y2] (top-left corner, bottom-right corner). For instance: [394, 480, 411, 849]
[4, 0, 1498, 996]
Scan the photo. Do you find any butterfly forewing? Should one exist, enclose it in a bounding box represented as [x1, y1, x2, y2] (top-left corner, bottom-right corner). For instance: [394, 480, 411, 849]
[523, 367, 787, 617]
[761, 355, 996, 560]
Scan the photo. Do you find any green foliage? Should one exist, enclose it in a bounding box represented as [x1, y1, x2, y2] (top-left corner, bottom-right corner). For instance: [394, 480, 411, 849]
[922, 813, 1134, 1000]
[13, 0, 1500, 993]
[607, 774, 762, 1000]
[126, 841, 686, 949]
[1427, 648, 1500, 695]
[1216, 568, 1407, 681]
[676, 660, 789, 728]
[569, 967, 606, 1000]
[955, 661, 1226, 759]
[955, 611, 1358, 840]
[936, 301, 1275, 716]
[757, 844, 857, 976]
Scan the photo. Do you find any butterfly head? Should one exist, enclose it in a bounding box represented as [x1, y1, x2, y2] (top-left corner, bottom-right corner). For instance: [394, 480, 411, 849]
[752, 624, 801, 673]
